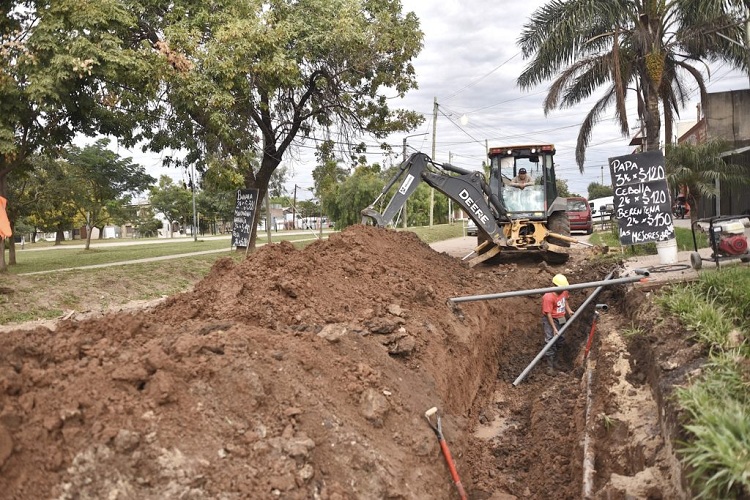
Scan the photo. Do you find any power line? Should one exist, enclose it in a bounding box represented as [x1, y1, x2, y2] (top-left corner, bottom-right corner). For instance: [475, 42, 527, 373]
[441, 51, 522, 102]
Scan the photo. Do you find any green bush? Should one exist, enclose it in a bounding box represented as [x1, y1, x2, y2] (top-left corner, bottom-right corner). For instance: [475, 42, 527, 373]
[677, 352, 750, 499]
[659, 268, 750, 498]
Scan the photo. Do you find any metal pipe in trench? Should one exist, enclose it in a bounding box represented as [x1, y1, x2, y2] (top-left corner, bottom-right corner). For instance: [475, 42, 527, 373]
[512, 270, 621, 386]
[582, 359, 596, 498]
[449, 269, 649, 304]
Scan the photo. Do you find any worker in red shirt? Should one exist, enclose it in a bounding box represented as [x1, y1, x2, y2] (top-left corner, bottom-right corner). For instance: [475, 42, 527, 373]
[542, 274, 575, 373]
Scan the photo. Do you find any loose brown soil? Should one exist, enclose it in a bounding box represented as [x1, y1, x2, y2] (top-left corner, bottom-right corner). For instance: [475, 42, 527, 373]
[0, 226, 701, 499]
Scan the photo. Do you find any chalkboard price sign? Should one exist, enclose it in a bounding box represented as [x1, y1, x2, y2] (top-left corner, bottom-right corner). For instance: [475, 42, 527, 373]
[608, 150, 674, 246]
[231, 188, 259, 248]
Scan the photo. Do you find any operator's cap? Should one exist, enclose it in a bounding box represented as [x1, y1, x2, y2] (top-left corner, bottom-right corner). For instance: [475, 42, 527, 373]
[552, 274, 569, 287]
[518, 168, 527, 174]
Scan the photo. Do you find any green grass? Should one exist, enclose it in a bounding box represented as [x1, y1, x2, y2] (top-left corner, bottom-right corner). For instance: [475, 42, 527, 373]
[689, 267, 750, 329]
[6, 233, 327, 274]
[0, 253, 240, 324]
[677, 352, 750, 499]
[621, 324, 646, 340]
[656, 267, 750, 498]
[400, 222, 466, 244]
[656, 287, 736, 350]
[657, 268, 750, 350]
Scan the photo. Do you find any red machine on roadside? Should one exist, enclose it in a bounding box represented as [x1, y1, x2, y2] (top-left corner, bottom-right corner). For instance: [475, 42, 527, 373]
[690, 215, 750, 269]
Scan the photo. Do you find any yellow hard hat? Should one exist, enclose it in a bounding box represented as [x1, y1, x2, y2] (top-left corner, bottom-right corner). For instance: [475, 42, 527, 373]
[552, 274, 569, 287]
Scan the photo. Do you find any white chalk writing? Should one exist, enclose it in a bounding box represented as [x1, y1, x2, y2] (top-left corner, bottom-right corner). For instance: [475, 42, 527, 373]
[608, 151, 674, 245]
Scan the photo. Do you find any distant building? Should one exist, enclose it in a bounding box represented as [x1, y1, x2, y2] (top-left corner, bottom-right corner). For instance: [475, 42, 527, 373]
[677, 89, 750, 217]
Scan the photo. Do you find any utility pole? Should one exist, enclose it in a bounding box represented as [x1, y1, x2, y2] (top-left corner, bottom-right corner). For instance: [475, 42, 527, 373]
[265, 192, 272, 241]
[292, 184, 298, 230]
[402, 141, 408, 228]
[430, 97, 437, 227]
[448, 151, 453, 224]
[191, 163, 198, 242]
[601, 165, 604, 185]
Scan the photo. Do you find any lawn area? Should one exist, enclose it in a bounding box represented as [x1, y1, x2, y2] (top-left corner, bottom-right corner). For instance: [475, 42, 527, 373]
[0, 224, 463, 324]
[6, 232, 330, 274]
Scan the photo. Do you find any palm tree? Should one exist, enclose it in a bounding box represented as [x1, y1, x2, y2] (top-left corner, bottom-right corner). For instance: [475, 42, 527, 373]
[517, 0, 749, 171]
[665, 139, 749, 220]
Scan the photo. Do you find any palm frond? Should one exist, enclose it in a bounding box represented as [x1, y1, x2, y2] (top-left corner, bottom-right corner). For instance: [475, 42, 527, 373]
[575, 87, 616, 171]
[518, 0, 749, 170]
[517, 0, 622, 89]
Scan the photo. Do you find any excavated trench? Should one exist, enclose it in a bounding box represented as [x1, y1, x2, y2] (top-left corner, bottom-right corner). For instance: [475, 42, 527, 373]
[456, 272, 687, 499]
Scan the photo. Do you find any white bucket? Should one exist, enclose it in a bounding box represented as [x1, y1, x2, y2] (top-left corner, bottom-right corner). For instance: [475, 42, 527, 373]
[656, 238, 678, 264]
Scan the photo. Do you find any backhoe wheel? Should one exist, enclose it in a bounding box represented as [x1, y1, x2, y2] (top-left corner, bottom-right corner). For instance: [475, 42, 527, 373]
[547, 211, 571, 247]
[544, 211, 571, 264]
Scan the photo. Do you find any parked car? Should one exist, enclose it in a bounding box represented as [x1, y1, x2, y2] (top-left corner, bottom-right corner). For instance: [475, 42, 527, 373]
[566, 196, 593, 234]
[466, 219, 478, 236]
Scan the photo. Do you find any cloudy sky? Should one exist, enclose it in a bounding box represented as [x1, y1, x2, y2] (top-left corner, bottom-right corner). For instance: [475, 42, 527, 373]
[122, 0, 749, 202]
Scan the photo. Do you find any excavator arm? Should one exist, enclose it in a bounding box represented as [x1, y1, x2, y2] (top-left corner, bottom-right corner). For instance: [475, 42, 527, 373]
[361, 153, 508, 245]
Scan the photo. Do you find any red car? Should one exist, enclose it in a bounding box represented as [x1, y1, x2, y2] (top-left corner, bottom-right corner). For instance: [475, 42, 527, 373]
[566, 197, 593, 234]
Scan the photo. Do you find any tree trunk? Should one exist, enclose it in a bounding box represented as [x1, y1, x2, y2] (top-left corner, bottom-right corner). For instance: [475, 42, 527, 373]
[0, 171, 6, 271]
[645, 89, 661, 152]
[55, 227, 65, 245]
[0, 238, 6, 272]
[8, 221, 16, 265]
[243, 151, 278, 251]
[85, 224, 93, 250]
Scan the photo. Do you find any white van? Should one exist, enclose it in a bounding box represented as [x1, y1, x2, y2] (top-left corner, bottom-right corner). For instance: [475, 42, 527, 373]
[588, 196, 614, 219]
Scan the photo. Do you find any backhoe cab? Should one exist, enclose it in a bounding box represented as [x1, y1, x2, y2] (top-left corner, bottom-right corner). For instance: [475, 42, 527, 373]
[486, 144, 571, 263]
[361, 147, 572, 266]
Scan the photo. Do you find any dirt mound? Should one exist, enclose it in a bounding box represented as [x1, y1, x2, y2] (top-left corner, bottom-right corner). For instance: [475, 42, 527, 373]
[0, 227, 560, 498]
[0, 225, 620, 499]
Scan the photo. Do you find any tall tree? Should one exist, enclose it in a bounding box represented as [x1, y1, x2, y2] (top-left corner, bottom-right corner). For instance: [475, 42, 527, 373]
[149, 176, 193, 238]
[556, 179, 572, 198]
[517, 0, 749, 170]
[24, 157, 79, 246]
[65, 139, 155, 249]
[588, 182, 614, 200]
[144, 0, 424, 249]
[325, 163, 384, 229]
[313, 140, 350, 198]
[0, 0, 163, 269]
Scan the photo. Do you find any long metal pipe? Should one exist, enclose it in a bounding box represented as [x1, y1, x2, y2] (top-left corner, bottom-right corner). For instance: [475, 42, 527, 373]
[512, 270, 617, 386]
[582, 360, 596, 498]
[449, 269, 649, 304]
